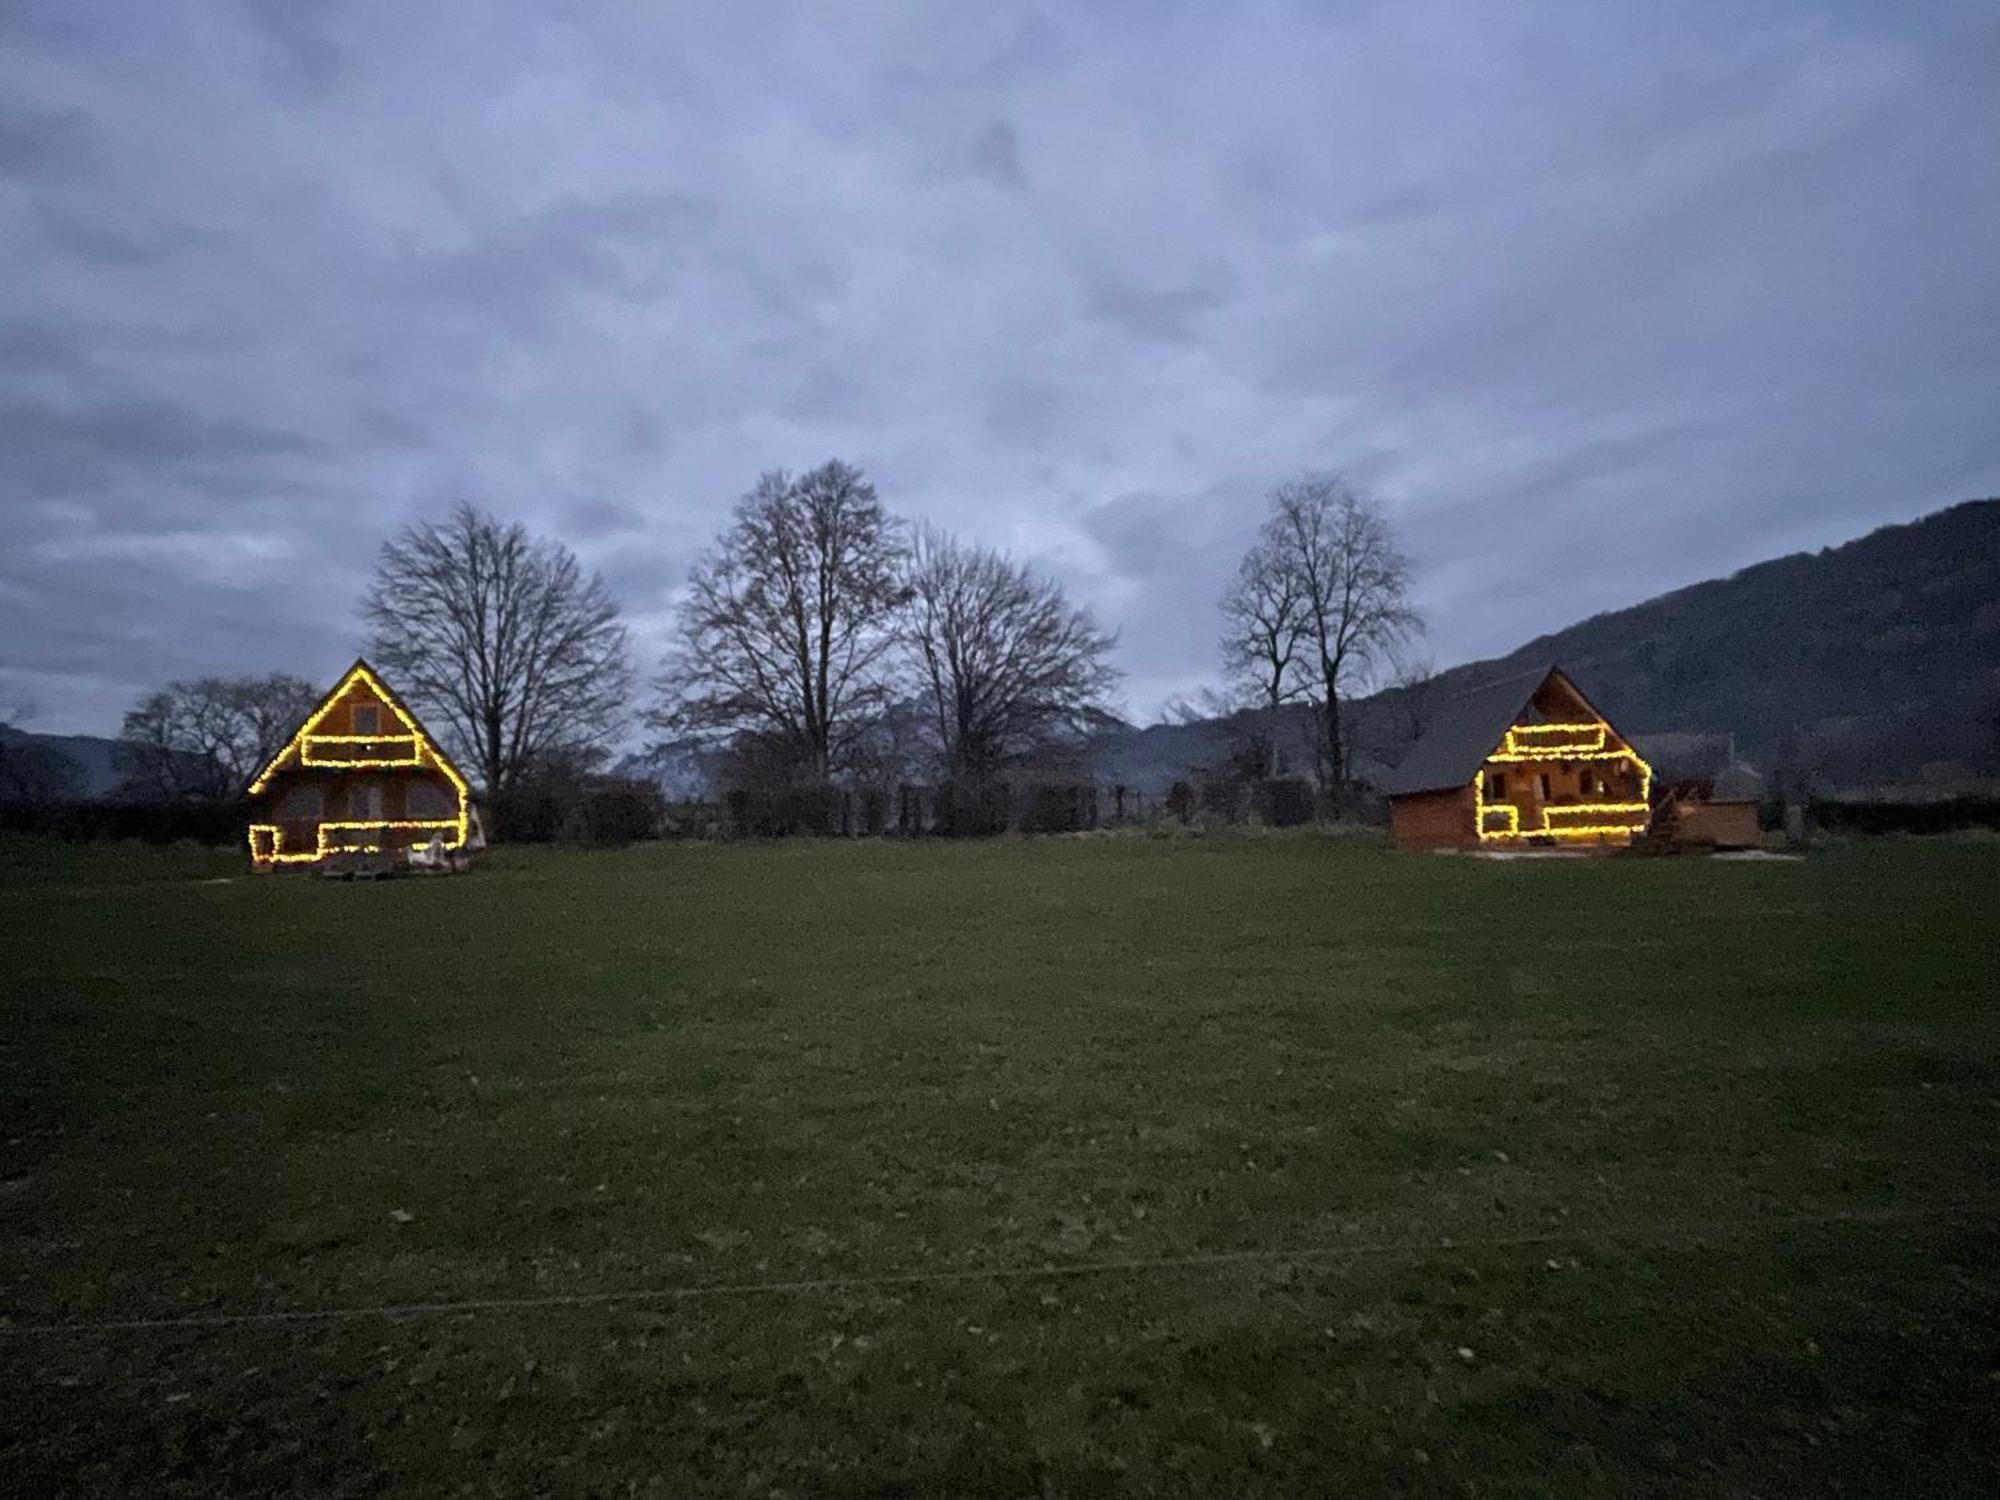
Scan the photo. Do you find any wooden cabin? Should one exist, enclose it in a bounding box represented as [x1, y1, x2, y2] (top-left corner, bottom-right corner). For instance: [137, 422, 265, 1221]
[245, 659, 475, 871]
[1379, 665, 1652, 852]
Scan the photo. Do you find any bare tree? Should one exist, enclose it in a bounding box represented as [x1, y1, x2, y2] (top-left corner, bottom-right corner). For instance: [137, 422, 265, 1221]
[1159, 685, 1247, 726]
[900, 527, 1119, 777]
[1219, 537, 1312, 778]
[1390, 654, 1437, 741]
[363, 503, 633, 796]
[1257, 474, 1422, 800]
[116, 674, 321, 800]
[1221, 538, 1309, 713]
[655, 461, 905, 780]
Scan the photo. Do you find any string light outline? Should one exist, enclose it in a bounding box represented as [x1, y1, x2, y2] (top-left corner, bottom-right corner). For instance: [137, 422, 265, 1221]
[299, 733, 423, 769]
[245, 662, 471, 865]
[1472, 717, 1653, 844]
[1499, 723, 1607, 755]
[249, 818, 462, 864]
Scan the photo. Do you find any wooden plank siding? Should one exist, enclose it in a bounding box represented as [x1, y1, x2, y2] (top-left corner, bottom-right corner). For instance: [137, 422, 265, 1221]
[1388, 787, 1475, 850]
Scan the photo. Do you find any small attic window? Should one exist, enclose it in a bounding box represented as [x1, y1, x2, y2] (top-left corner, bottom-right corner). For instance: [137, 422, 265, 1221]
[353, 704, 380, 735]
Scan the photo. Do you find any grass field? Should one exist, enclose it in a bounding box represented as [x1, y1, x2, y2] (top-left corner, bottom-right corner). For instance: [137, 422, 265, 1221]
[2, 831, 1998, 1496]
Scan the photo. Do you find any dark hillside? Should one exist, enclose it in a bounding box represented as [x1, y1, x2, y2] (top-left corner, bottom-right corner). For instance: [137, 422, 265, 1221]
[1096, 500, 2000, 793]
[1429, 498, 2000, 785]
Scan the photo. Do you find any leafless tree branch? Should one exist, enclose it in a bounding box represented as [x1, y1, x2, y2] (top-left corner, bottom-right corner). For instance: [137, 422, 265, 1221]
[362, 503, 633, 795]
[1248, 474, 1423, 799]
[652, 461, 906, 781]
[899, 526, 1120, 777]
[115, 674, 321, 800]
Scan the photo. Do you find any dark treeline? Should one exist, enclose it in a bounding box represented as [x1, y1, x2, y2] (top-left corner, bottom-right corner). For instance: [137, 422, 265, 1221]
[49, 457, 1128, 842]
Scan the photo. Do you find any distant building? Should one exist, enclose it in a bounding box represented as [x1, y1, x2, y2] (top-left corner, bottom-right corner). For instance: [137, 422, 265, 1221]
[1651, 761, 1765, 849]
[1378, 664, 1652, 852]
[245, 660, 475, 870]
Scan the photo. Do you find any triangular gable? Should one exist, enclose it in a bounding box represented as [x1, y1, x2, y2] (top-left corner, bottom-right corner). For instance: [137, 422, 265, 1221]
[246, 659, 470, 798]
[1479, 667, 1647, 780]
[1529, 668, 1626, 747]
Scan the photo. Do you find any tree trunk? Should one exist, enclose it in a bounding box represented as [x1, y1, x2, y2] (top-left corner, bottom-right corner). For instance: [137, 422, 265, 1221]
[1323, 691, 1346, 807]
[483, 709, 505, 799]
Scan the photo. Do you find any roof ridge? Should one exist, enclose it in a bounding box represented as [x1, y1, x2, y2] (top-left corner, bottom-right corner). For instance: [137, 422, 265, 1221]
[1433, 659, 1555, 702]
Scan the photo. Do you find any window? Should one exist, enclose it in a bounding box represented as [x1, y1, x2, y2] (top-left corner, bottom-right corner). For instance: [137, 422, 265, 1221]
[348, 782, 383, 821]
[275, 784, 323, 820]
[1539, 773, 1552, 801]
[407, 780, 455, 818]
[353, 704, 380, 735]
[1486, 772, 1506, 800]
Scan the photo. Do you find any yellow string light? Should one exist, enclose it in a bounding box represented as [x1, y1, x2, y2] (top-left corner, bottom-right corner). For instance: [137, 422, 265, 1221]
[1497, 723, 1608, 756]
[1471, 719, 1653, 845]
[249, 818, 463, 864]
[246, 662, 471, 867]
[299, 733, 423, 769]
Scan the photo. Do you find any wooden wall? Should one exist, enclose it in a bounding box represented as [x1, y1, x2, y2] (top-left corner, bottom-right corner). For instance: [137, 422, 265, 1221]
[1388, 787, 1474, 851]
[1672, 801, 1761, 849]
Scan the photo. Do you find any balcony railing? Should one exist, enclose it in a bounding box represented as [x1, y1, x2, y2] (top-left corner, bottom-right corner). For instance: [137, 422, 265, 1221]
[299, 734, 423, 768]
[1499, 723, 1607, 756]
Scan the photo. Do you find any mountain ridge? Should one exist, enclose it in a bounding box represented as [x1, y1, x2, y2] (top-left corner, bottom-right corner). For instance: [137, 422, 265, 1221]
[1091, 498, 2000, 795]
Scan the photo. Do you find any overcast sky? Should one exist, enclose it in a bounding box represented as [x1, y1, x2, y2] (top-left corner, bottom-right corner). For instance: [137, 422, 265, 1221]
[3, 0, 1997, 736]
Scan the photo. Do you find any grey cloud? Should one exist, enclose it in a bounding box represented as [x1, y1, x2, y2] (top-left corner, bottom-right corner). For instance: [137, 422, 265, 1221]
[413, 193, 718, 325]
[972, 8, 1069, 88]
[1227, 144, 1292, 201]
[1081, 485, 1242, 584]
[563, 496, 647, 541]
[0, 395, 327, 503]
[1085, 270, 1235, 343]
[0, 396, 323, 465]
[34, 204, 226, 268]
[0, 320, 88, 378]
[787, 367, 864, 424]
[1343, 182, 1444, 230]
[0, 104, 91, 178]
[620, 406, 666, 456]
[966, 119, 1027, 191]
[1, 0, 1996, 735]
[876, 6, 1071, 100]
[984, 378, 1066, 442]
[356, 406, 427, 448]
[236, 0, 348, 95]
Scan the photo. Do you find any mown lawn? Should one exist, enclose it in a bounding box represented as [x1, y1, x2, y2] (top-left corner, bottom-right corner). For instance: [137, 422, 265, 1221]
[2, 831, 1997, 1496]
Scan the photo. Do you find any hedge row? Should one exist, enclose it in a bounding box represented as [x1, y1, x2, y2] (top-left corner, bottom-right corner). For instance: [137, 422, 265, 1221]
[0, 799, 247, 845]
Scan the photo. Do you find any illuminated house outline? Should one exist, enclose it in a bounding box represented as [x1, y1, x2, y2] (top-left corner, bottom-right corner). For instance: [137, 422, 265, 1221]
[244, 659, 473, 869]
[1378, 664, 1653, 852]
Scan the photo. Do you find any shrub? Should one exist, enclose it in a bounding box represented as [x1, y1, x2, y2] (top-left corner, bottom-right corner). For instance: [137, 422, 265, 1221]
[1252, 777, 1315, 827]
[0, 798, 244, 845]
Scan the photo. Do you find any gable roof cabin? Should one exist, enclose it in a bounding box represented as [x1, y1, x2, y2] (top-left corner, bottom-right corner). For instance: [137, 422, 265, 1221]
[1379, 664, 1653, 852]
[244, 659, 474, 870]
